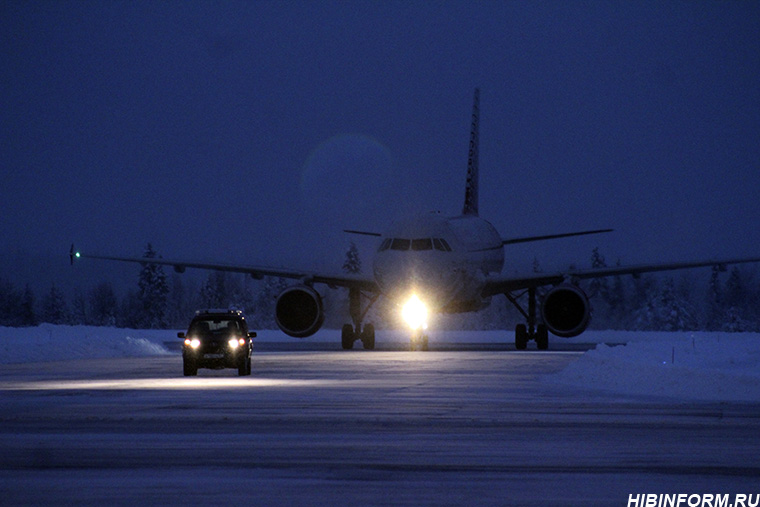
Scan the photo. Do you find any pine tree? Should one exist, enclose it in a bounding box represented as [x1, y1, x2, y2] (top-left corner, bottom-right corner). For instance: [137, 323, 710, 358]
[199, 271, 227, 309]
[0, 278, 21, 326]
[706, 265, 724, 331]
[250, 277, 288, 329]
[71, 289, 88, 325]
[722, 267, 752, 332]
[90, 282, 118, 327]
[633, 277, 697, 331]
[343, 242, 362, 274]
[137, 243, 169, 329]
[41, 284, 70, 325]
[19, 284, 37, 327]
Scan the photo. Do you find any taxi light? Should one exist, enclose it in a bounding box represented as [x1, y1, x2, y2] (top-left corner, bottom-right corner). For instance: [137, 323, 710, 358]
[402, 294, 428, 330]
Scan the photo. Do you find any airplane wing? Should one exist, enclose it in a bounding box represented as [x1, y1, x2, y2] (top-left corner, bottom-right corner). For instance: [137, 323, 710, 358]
[70, 247, 379, 292]
[482, 255, 760, 297]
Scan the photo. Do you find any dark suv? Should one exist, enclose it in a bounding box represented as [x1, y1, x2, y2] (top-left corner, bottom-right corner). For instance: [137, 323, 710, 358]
[178, 309, 256, 376]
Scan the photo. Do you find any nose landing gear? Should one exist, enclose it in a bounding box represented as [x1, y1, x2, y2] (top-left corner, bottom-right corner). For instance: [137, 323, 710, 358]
[409, 329, 429, 351]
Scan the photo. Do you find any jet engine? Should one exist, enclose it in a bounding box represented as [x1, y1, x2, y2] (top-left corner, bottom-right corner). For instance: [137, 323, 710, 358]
[275, 285, 325, 338]
[541, 285, 591, 338]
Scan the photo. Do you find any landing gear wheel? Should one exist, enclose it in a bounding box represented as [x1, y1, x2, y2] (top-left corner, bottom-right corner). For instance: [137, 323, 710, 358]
[515, 324, 528, 350]
[361, 324, 375, 350]
[341, 324, 355, 350]
[183, 358, 197, 376]
[410, 330, 429, 351]
[536, 324, 549, 350]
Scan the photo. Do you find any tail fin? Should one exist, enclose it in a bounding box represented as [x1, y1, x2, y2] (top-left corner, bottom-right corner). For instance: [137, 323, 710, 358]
[462, 88, 480, 216]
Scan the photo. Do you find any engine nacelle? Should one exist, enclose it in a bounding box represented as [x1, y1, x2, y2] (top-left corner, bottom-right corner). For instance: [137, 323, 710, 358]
[541, 284, 591, 338]
[275, 285, 325, 338]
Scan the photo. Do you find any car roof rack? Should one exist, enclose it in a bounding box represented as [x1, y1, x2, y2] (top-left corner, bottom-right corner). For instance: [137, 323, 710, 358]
[195, 308, 244, 316]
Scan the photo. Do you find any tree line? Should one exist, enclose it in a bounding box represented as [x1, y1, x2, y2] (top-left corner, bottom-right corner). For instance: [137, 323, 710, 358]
[1, 243, 758, 332]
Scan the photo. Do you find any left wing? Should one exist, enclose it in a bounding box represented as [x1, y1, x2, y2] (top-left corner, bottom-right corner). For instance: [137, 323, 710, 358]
[70, 246, 379, 292]
[483, 255, 760, 297]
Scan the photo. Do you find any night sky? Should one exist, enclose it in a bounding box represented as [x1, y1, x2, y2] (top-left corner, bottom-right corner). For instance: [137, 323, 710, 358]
[3, 1, 759, 292]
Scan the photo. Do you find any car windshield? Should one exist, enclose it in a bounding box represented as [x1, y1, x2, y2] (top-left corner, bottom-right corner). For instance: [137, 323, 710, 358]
[189, 319, 240, 335]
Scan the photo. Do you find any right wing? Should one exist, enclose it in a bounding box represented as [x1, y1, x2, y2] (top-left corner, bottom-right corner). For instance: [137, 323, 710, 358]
[70, 246, 379, 292]
[483, 255, 760, 297]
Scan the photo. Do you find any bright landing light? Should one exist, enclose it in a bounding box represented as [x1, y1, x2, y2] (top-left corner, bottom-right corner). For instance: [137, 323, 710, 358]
[402, 294, 428, 330]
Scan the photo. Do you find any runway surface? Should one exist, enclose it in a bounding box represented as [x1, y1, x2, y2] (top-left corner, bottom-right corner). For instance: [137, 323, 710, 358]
[1, 348, 759, 505]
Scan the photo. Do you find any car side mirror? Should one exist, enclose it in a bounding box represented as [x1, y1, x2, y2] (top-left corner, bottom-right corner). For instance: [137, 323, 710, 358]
[248, 332, 257, 338]
[177, 332, 185, 338]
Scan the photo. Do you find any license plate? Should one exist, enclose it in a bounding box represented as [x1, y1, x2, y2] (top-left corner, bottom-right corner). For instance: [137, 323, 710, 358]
[204, 353, 224, 359]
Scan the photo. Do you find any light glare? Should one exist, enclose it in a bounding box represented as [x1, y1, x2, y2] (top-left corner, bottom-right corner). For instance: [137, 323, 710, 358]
[402, 294, 428, 330]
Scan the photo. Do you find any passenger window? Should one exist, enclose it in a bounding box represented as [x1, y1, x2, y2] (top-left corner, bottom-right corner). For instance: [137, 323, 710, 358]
[411, 238, 432, 251]
[378, 238, 392, 252]
[391, 238, 411, 250]
[434, 238, 452, 252]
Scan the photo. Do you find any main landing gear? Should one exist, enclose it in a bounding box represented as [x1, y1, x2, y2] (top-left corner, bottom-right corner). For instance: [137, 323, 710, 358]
[342, 288, 379, 350]
[506, 288, 549, 350]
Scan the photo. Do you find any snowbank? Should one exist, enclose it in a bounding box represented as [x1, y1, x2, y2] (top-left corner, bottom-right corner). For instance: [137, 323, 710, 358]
[544, 331, 760, 402]
[0, 324, 171, 364]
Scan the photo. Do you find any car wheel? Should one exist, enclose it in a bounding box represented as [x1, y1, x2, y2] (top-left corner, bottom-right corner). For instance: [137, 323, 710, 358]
[183, 359, 197, 376]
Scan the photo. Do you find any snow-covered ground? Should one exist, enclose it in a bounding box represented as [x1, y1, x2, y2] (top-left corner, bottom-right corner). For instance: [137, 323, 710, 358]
[1, 325, 759, 402]
[544, 331, 760, 402]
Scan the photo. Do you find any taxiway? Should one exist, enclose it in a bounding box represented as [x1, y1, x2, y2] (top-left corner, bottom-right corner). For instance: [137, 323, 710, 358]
[1, 349, 758, 505]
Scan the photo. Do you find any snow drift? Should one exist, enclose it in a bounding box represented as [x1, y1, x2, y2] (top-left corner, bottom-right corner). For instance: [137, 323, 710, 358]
[543, 331, 760, 402]
[0, 324, 171, 364]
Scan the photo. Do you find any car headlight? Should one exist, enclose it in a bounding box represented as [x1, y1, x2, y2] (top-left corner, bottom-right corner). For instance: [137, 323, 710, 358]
[402, 294, 428, 330]
[228, 338, 245, 349]
[184, 338, 201, 349]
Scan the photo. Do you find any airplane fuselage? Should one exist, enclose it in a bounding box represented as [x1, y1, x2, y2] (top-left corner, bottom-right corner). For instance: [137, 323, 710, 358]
[372, 212, 504, 315]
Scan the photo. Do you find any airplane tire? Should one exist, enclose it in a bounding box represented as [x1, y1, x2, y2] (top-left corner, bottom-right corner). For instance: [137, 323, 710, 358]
[536, 324, 549, 350]
[361, 324, 375, 350]
[341, 324, 355, 350]
[515, 324, 528, 350]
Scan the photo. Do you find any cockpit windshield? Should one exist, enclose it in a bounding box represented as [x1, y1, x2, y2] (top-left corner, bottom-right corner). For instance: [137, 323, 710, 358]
[378, 238, 452, 252]
[411, 238, 432, 251]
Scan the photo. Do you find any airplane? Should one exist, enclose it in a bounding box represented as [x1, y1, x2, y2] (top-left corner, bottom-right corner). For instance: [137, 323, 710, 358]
[71, 89, 760, 351]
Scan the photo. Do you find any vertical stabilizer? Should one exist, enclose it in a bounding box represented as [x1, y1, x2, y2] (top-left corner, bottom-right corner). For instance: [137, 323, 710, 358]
[462, 88, 480, 216]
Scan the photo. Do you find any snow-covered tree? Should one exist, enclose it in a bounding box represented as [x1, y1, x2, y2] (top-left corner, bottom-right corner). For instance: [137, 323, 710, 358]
[19, 284, 37, 327]
[343, 242, 362, 274]
[250, 277, 288, 329]
[90, 282, 118, 327]
[632, 277, 698, 331]
[137, 243, 169, 328]
[71, 289, 88, 325]
[588, 247, 608, 298]
[40, 284, 70, 325]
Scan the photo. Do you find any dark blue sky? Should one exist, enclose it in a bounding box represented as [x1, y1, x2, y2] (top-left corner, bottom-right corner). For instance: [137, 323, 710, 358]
[3, 1, 759, 290]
